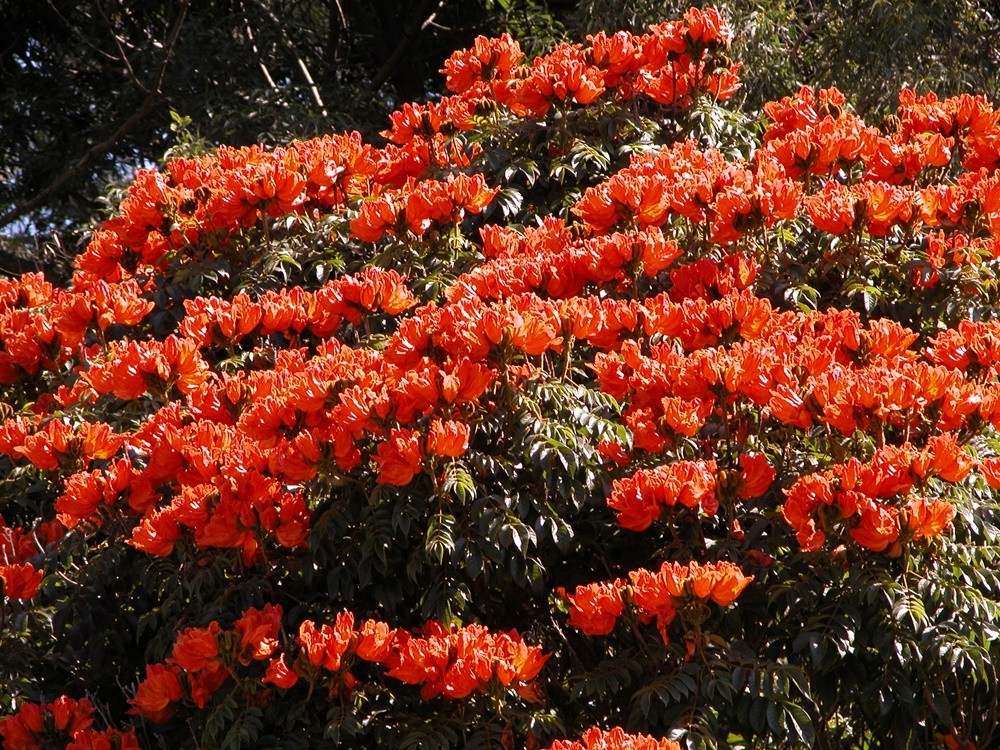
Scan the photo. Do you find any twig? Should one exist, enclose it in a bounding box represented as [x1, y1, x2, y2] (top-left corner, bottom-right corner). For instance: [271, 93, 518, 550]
[365, 0, 446, 96]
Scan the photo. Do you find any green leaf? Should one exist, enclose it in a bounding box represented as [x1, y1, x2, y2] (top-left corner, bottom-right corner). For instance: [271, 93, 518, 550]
[425, 513, 456, 565]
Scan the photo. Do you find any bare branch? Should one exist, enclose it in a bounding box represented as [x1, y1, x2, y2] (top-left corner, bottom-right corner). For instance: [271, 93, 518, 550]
[245, 0, 327, 113]
[97, 0, 146, 92]
[243, 16, 279, 90]
[44, 0, 120, 64]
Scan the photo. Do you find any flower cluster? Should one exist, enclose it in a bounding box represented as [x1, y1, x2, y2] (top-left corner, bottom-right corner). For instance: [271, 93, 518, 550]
[385, 621, 549, 700]
[130, 606, 548, 723]
[546, 726, 681, 750]
[0, 515, 62, 600]
[606, 460, 719, 530]
[0, 274, 152, 383]
[440, 7, 739, 118]
[783, 436, 970, 552]
[0, 697, 139, 750]
[560, 560, 753, 640]
[130, 603, 286, 722]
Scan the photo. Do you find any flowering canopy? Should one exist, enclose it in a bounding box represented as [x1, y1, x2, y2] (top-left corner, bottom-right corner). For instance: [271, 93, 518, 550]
[0, 6, 998, 750]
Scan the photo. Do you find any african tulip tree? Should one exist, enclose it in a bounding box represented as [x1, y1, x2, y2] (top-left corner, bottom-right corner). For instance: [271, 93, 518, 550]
[1, 7, 999, 750]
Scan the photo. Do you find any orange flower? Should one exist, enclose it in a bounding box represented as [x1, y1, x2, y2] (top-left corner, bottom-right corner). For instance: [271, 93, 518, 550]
[188, 663, 230, 708]
[903, 497, 955, 542]
[386, 623, 547, 700]
[597, 439, 631, 467]
[263, 654, 299, 689]
[628, 568, 678, 640]
[660, 397, 714, 437]
[0, 562, 44, 600]
[355, 619, 403, 664]
[656, 560, 753, 607]
[506, 296, 563, 356]
[607, 460, 718, 531]
[385, 632, 451, 697]
[559, 580, 625, 635]
[170, 622, 221, 672]
[127, 509, 181, 557]
[180, 293, 262, 347]
[737, 453, 776, 499]
[494, 631, 549, 685]
[512, 44, 606, 116]
[234, 603, 284, 662]
[382, 97, 477, 145]
[14, 420, 72, 470]
[697, 561, 754, 607]
[130, 664, 183, 723]
[849, 498, 899, 553]
[638, 231, 682, 277]
[767, 383, 814, 429]
[942, 733, 978, 750]
[981, 457, 1000, 489]
[297, 612, 355, 672]
[442, 33, 523, 95]
[426, 419, 471, 458]
[350, 196, 400, 242]
[587, 31, 641, 86]
[66, 728, 142, 750]
[804, 181, 857, 235]
[912, 434, 973, 482]
[0, 697, 95, 750]
[782, 473, 834, 551]
[546, 725, 681, 750]
[195, 493, 257, 558]
[683, 6, 734, 46]
[56, 471, 107, 526]
[375, 428, 424, 486]
[0, 702, 47, 749]
[276, 490, 310, 549]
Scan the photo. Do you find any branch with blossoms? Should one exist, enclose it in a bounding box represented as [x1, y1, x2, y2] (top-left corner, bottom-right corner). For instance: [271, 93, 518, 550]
[130, 605, 548, 732]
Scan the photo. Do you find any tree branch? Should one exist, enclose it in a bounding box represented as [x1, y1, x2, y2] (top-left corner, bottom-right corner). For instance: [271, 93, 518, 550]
[243, 17, 279, 90]
[365, 0, 446, 97]
[245, 0, 327, 113]
[0, 0, 190, 232]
